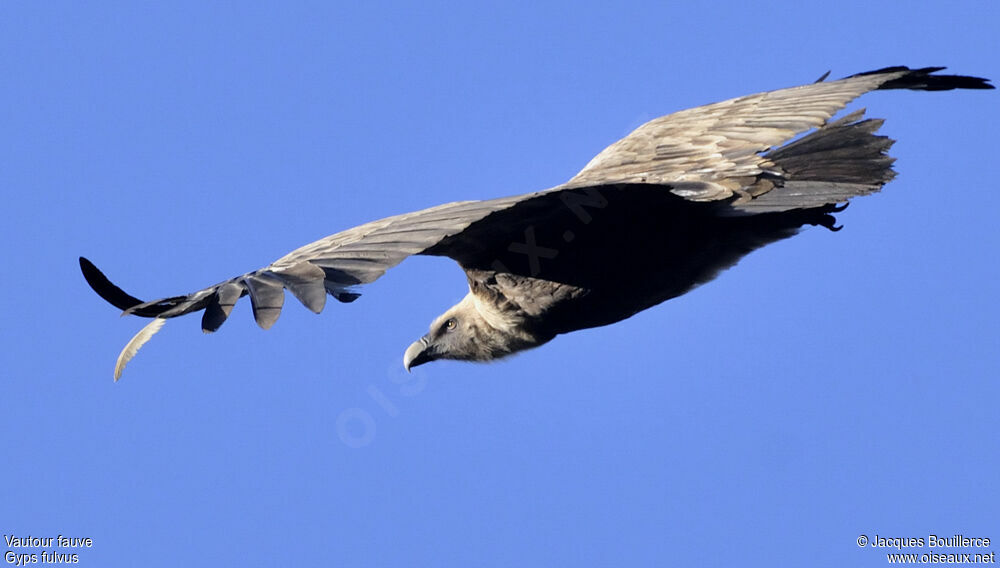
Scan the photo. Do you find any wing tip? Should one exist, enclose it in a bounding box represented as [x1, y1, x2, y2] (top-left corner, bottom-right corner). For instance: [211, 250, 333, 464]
[80, 256, 147, 311]
[858, 66, 994, 91]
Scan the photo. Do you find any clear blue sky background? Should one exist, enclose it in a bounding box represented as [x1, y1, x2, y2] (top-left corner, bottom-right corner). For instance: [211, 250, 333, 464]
[3, 2, 998, 566]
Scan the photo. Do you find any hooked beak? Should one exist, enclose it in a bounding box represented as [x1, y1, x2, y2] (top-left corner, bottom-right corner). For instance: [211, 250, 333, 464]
[403, 335, 435, 372]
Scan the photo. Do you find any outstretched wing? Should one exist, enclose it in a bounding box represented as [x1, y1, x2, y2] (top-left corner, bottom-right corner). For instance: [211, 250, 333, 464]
[82, 196, 532, 332]
[567, 66, 992, 209]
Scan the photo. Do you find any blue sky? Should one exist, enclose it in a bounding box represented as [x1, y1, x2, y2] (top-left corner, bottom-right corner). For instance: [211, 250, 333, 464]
[3, 2, 998, 566]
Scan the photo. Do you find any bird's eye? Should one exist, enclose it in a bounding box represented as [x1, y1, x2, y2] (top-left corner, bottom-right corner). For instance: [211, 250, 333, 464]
[444, 318, 457, 331]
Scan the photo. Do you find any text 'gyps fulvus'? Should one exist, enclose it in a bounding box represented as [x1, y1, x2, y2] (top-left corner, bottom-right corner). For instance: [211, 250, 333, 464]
[81, 66, 993, 380]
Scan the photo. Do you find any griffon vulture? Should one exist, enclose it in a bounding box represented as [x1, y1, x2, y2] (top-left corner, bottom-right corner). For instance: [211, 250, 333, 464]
[80, 66, 993, 379]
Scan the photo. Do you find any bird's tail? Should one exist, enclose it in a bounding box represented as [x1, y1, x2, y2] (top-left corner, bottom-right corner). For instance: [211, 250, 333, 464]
[734, 109, 896, 213]
[735, 66, 991, 215]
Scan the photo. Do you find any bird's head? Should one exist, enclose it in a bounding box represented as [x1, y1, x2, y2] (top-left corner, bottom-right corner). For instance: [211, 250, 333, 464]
[403, 292, 541, 371]
[403, 295, 492, 371]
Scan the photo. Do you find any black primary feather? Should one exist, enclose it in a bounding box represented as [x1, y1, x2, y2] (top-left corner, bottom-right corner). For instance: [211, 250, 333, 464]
[79, 257, 144, 311]
[860, 66, 994, 91]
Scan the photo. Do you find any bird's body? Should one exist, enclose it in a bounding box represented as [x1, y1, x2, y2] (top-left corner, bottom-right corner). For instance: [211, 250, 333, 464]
[432, 186, 837, 337]
[80, 66, 993, 378]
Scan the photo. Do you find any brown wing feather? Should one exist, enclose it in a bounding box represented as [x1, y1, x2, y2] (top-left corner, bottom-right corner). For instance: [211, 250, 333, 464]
[567, 66, 990, 204]
[82, 194, 535, 333]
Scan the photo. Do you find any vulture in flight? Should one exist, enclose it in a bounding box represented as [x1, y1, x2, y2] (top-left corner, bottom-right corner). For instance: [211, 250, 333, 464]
[81, 66, 993, 380]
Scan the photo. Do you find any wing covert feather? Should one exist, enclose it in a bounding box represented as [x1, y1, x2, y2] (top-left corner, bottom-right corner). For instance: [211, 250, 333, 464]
[567, 71, 895, 191]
